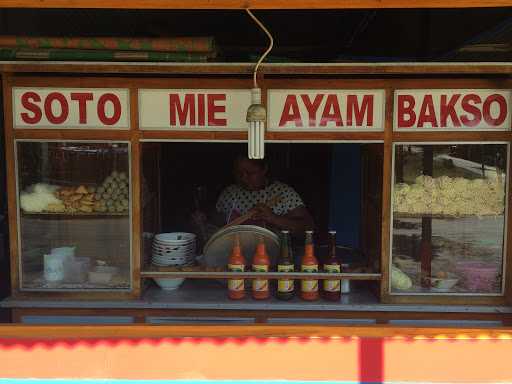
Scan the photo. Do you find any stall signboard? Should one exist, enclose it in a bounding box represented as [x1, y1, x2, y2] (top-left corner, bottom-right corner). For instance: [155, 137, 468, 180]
[267, 89, 385, 131]
[138, 89, 252, 131]
[13, 87, 130, 129]
[394, 89, 512, 131]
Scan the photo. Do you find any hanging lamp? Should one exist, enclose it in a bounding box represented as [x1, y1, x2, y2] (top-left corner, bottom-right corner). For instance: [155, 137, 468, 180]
[245, 9, 274, 159]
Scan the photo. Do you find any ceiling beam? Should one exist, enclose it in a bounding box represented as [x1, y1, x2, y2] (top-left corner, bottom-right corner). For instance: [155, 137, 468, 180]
[2, 62, 512, 75]
[1, 0, 512, 9]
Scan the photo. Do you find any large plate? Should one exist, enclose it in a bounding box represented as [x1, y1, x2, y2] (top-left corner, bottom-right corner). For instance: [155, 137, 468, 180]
[202, 225, 280, 268]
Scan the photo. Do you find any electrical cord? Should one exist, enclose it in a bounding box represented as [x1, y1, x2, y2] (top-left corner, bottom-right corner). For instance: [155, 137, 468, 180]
[246, 9, 274, 89]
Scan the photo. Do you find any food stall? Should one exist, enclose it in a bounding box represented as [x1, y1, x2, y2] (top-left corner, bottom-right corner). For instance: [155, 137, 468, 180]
[1, 69, 512, 325]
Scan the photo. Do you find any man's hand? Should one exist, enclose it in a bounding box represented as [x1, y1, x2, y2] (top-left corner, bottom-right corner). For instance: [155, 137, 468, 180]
[251, 203, 277, 224]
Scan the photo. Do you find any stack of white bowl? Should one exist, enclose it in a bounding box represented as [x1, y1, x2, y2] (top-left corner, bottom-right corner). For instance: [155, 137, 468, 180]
[152, 232, 196, 290]
[152, 232, 196, 267]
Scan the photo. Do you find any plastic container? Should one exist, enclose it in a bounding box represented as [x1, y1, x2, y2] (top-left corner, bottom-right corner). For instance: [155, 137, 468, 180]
[44, 253, 65, 282]
[51, 246, 75, 262]
[88, 270, 113, 284]
[456, 261, 500, 292]
[64, 257, 90, 283]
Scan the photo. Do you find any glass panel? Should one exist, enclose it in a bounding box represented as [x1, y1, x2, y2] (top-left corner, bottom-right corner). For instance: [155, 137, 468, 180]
[17, 141, 131, 290]
[391, 143, 507, 294]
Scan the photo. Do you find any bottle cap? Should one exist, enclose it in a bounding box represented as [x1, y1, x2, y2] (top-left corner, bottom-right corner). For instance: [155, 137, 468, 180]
[281, 230, 290, 234]
[328, 230, 337, 234]
[305, 230, 313, 234]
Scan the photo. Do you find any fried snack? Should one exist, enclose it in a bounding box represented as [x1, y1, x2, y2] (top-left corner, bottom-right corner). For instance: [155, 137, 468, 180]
[70, 194, 83, 202]
[60, 189, 74, 197]
[47, 203, 65, 212]
[75, 185, 88, 194]
[79, 205, 93, 213]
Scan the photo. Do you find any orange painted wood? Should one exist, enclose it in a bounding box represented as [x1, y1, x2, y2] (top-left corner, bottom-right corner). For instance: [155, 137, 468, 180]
[1, 323, 512, 338]
[0, 329, 512, 382]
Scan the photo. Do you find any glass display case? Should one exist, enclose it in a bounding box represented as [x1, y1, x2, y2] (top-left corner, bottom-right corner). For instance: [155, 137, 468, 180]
[391, 143, 508, 295]
[16, 141, 131, 291]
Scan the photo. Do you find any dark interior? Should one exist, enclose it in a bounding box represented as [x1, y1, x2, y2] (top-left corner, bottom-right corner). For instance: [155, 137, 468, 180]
[0, 8, 512, 61]
[142, 142, 383, 268]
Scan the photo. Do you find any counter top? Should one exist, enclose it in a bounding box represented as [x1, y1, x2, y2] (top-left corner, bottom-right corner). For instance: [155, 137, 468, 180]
[2, 280, 512, 314]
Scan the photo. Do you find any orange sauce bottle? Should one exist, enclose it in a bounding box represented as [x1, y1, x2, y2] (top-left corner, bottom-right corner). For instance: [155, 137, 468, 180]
[300, 230, 319, 301]
[227, 234, 245, 300]
[252, 236, 270, 300]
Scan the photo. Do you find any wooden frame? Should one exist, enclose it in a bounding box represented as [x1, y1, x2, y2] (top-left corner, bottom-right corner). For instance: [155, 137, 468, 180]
[3, 63, 512, 76]
[4, 75, 140, 299]
[3, 71, 512, 311]
[1, 1, 512, 9]
[8, 306, 512, 325]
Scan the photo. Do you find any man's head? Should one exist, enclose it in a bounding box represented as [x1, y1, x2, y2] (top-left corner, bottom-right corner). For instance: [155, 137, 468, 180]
[234, 156, 268, 191]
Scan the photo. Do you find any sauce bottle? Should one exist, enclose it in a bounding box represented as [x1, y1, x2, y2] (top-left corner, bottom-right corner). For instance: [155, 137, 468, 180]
[300, 230, 319, 301]
[252, 236, 270, 300]
[323, 230, 341, 301]
[227, 234, 245, 300]
[276, 230, 295, 300]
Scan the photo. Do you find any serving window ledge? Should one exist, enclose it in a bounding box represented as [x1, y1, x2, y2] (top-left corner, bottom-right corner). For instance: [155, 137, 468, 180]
[2, 280, 512, 326]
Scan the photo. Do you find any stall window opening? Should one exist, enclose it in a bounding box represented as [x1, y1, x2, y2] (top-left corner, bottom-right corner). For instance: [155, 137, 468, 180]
[141, 142, 383, 288]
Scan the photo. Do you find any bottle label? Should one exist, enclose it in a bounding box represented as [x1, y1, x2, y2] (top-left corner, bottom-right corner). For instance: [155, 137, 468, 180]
[277, 264, 294, 293]
[252, 264, 269, 292]
[323, 264, 341, 292]
[301, 264, 318, 273]
[228, 264, 244, 272]
[228, 263, 245, 292]
[301, 279, 318, 293]
[324, 264, 340, 273]
[301, 264, 318, 292]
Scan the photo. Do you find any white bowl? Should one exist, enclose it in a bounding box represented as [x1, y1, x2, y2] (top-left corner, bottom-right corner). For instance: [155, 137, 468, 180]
[155, 233, 196, 244]
[152, 245, 195, 254]
[153, 277, 185, 290]
[430, 276, 459, 290]
[152, 248, 194, 256]
[151, 259, 188, 267]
